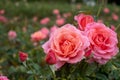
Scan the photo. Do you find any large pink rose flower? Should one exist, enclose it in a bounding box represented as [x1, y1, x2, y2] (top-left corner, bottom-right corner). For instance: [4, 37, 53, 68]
[74, 13, 94, 30]
[42, 24, 89, 69]
[85, 22, 119, 64]
[0, 75, 9, 80]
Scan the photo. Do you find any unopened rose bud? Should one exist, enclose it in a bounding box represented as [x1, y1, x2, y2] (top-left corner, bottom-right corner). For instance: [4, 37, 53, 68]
[45, 51, 56, 65]
[19, 51, 28, 62]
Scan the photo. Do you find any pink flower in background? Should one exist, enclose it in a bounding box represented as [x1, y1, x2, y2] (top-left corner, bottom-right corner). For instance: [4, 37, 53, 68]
[0, 75, 9, 80]
[42, 24, 90, 69]
[8, 30, 17, 40]
[40, 17, 50, 25]
[33, 16, 38, 22]
[85, 22, 118, 64]
[0, 15, 8, 23]
[0, 9, 5, 15]
[97, 19, 103, 23]
[74, 13, 94, 30]
[40, 27, 49, 35]
[103, 7, 110, 14]
[19, 51, 28, 62]
[56, 18, 65, 26]
[110, 25, 116, 31]
[56, 14, 61, 19]
[53, 9, 60, 15]
[76, 4, 81, 9]
[50, 25, 58, 33]
[112, 13, 119, 21]
[31, 30, 46, 42]
[63, 12, 72, 18]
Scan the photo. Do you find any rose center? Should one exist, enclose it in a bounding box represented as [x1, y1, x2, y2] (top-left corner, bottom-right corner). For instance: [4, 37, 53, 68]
[60, 40, 75, 55]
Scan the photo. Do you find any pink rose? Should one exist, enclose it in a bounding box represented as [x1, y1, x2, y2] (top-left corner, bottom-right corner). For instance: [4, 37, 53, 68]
[40, 27, 49, 35]
[8, 30, 17, 40]
[19, 51, 28, 62]
[74, 13, 94, 30]
[0, 75, 9, 80]
[63, 12, 72, 18]
[112, 13, 119, 21]
[110, 25, 116, 31]
[50, 25, 58, 33]
[0, 15, 8, 23]
[31, 30, 46, 42]
[0, 9, 5, 15]
[85, 22, 119, 64]
[103, 7, 110, 14]
[40, 17, 50, 25]
[53, 9, 59, 15]
[42, 24, 89, 69]
[56, 18, 65, 26]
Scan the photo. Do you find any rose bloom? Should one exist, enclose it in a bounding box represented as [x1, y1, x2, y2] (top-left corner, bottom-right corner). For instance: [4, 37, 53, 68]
[56, 18, 65, 26]
[31, 30, 47, 42]
[50, 25, 58, 33]
[110, 25, 115, 31]
[63, 12, 72, 18]
[32, 16, 38, 22]
[40, 27, 49, 35]
[40, 17, 50, 25]
[42, 24, 89, 69]
[0, 75, 9, 80]
[0, 15, 8, 23]
[8, 30, 17, 40]
[103, 7, 110, 14]
[74, 13, 94, 30]
[0, 9, 5, 15]
[19, 51, 28, 62]
[85, 22, 119, 64]
[112, 13, 119, 21]
[53, 9, 59, 15]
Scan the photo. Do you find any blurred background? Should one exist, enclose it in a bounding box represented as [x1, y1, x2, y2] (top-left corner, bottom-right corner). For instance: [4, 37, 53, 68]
[0, 0, 120, 80]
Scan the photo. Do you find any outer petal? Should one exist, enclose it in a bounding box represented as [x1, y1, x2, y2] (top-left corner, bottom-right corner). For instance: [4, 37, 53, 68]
[55, 61, 65, 70]
[68, 51, 85, 63]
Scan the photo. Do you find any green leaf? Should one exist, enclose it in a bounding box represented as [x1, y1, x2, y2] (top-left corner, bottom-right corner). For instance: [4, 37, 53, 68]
[27, 75, 34, 80]
[96, 73, 108, 80]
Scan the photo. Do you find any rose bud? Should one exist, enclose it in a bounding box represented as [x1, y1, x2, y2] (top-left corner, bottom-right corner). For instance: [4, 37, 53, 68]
[45, 51, 56, 65]
[19, 51, 28, 62]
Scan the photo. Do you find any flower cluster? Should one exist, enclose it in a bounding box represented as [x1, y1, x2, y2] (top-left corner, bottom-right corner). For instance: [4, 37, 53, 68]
[42, 13, 119, 70]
